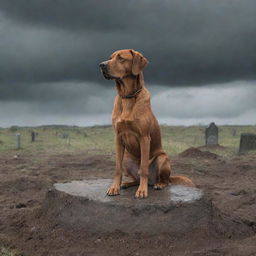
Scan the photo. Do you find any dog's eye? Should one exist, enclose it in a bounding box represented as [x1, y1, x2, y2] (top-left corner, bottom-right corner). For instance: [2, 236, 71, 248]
[118, 56, 126, 62]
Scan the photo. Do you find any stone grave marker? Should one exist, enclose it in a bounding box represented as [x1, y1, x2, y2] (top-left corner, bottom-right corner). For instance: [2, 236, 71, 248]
[205, 122, 218, 146]
[239, 133, 256, 153]
[16, 133, 21, 149]
[31, 131, 36, 142]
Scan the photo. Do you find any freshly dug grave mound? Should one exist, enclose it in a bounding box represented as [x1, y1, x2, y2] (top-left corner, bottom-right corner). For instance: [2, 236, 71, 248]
[199, 144, 226, 150]
[179, 147, 218, 159]
[40, 179, 211, 235]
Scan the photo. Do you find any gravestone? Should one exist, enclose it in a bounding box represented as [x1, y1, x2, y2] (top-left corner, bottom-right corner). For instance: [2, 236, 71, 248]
[16, 133, 21, 149]
[205, 122, 218, 146]
[31, 131, 36, 142]
[239, 133, 256, 154]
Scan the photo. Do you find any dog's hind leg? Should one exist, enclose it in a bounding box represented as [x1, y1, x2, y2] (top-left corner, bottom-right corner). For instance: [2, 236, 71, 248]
[153, 153, 171, 190]
[153, 153, 195, 188]
[121, 152, 140, 189]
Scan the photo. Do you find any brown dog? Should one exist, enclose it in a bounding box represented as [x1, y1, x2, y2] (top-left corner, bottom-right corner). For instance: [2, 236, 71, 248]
[99, 49, 194, 198]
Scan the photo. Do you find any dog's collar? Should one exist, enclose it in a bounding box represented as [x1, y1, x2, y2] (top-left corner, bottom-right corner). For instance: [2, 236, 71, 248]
[119, 88, 142, 99]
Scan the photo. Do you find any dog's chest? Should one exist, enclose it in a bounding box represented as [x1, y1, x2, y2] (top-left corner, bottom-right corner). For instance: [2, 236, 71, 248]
[114, 118, 141, 156]
[115, 118, 140, 135]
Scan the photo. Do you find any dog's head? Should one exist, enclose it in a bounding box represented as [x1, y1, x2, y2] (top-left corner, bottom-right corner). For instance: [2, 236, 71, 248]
[99, 49, 149, 80]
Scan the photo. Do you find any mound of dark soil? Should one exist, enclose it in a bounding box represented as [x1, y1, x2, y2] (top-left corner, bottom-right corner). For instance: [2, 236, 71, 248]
[198, 144, 226, 150]
[179, 147, 218, 159]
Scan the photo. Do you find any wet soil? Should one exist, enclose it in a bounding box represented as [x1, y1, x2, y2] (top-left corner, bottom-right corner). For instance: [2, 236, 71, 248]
[0, 149, 256, 255]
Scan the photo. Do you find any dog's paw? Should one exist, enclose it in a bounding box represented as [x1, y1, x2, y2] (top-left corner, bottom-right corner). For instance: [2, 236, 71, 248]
[135, 186, 148, 198]
[106, 186, 120, 196]
[154, 183, 168, 190]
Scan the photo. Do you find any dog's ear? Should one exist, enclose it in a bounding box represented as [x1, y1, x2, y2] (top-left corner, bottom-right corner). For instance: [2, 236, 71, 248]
[130, 50, 149, 76]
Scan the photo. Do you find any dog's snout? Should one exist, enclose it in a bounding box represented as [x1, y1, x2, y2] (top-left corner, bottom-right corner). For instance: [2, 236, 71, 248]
[99, 61, 108, 69]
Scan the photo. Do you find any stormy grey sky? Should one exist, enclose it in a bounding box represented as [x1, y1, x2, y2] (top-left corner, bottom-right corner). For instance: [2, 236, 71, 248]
[0, 0, 255, 127]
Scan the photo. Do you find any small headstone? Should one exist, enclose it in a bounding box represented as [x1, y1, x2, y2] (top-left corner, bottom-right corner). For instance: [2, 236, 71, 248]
[232, 129, 237, 137]
[205, 122, 218, 146]
[239, 133, 256, 154]
[31, 131, 36, 142]
[16, 133, 21, 149]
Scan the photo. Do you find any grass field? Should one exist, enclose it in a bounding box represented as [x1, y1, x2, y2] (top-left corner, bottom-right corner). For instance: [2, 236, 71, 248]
[0, 125, 256, 157]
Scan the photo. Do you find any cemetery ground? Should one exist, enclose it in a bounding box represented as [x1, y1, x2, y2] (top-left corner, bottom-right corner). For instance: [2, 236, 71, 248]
[0, 125, 256, 256]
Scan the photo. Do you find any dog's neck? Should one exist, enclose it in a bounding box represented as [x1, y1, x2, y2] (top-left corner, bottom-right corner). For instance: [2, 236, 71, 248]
[115, 72, 144, 98]
[115, 72, 144, 119]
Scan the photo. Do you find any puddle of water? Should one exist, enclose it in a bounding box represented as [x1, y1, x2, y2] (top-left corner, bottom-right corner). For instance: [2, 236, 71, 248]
[54, 179, 202, 204]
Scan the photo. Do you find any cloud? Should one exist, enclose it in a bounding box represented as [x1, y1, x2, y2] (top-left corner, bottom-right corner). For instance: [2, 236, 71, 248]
[151, 81, 256, 119]
[0, 13, 101, 84]
[0, 0, 256, 86]
[0, 1, 255, 126]
[0, 80, 255, 127]
[0, 100, 111, 128]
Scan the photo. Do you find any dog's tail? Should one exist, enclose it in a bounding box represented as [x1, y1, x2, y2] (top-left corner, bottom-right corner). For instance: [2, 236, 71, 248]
[169, 176, 195, 187]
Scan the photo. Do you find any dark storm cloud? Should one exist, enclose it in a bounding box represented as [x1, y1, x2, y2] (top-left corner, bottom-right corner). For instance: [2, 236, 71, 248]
[0, 81, 255, 127]
[0, 0, 256, 89]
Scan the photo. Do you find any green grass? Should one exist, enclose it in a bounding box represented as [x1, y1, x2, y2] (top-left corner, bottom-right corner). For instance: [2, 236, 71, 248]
[0, 125, 114, 155]
[0, 125, 255, 158]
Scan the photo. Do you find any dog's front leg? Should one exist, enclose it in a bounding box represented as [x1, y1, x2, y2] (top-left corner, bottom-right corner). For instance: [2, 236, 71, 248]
[107, 135, 124, 196]
[135, 136, 150, 198]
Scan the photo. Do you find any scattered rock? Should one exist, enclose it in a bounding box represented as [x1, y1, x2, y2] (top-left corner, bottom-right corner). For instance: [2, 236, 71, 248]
[30, 226, 37, 232]
[94, 238, 102, 243]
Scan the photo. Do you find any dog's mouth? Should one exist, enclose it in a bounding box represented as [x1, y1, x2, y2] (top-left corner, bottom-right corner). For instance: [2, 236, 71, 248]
[101, 69, 119, 80]
[102, 71, 113, 80]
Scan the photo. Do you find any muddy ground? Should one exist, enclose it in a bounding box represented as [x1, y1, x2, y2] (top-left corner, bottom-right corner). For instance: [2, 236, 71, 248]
[0, 148, 256, 256]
